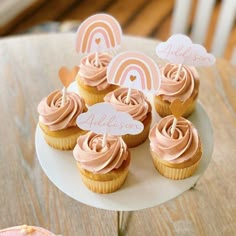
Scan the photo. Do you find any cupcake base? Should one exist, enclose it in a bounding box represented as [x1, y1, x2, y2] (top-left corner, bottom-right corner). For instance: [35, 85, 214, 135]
[150, 145, 202, 180]
[77, 75, 118, 105]
[76, 152, 131, 194]
[154, 95, 197, 118]
[122, 112, 152, 148]
[39, 123, 86, 150]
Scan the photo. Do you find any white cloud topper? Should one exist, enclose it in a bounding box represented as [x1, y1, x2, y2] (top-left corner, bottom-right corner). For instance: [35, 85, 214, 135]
[156, 34, 215, 67]
[76, 103, 144, 135]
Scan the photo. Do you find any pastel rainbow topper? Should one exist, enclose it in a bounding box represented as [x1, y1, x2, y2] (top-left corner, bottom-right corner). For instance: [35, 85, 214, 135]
[76, 13, 122, 54]
[107, 51, 161, 94]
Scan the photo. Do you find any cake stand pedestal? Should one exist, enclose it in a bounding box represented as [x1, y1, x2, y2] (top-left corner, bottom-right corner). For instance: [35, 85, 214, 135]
[117, 211, 123, 235]
[35, 100, 213, 235]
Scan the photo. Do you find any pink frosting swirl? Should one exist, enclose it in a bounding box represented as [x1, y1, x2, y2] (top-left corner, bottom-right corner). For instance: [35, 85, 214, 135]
[78, 53, 112, 90]
[149, 115, 199, 163]
[156, 63, 199, 102]
[73, 132, 129, 174]
[104, 88, 151, 122]
[0, 225, 56, 236]
[37, 90, 86, 131]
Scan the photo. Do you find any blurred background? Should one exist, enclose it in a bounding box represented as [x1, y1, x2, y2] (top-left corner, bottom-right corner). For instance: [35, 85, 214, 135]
[0, 0, 235, 61]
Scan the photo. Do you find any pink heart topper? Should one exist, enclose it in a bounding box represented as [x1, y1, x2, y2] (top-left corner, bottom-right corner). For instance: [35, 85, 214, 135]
[59, 67, 79, 88]
[76, 103, 144, 135]
[156, 34, 216, 67]
[107, 51, 161, 94]
[76, 13, 122, 54]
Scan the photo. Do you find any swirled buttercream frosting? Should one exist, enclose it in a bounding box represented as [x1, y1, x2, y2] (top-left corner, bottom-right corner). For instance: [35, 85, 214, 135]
[78, 53, 112, 90]
[37, 90, 86, 131]
[156, 63, 199, 102]
[104, 88, 151, 122]
[73, 132, 129, 174]
[149, 115, 199, 163]
[0, 225, 56, 235]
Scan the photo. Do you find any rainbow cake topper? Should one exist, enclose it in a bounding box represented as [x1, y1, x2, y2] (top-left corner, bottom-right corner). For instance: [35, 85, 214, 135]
[76, 13, 122, 54]
[107, 51, 161, 95]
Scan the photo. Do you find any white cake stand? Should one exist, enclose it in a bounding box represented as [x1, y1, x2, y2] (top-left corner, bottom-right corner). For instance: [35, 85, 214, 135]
[35, 94, 213, 234]
[35, 36, 214, 235]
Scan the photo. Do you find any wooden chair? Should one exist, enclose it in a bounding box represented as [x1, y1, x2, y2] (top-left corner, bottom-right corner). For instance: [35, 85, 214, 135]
[171, 0, 236, 61]
[0, 0, 45, 35]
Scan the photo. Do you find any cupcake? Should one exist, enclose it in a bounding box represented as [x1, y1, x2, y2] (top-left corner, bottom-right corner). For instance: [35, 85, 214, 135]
[154, 63, 199, 117]
[73, 131, 131, 194]
[37, 90, 87, 150]
[76, 52, 118, 105]
[0, 225, 56, 235]
[104, 87, 152, 148]
[149, 115, 202, 179]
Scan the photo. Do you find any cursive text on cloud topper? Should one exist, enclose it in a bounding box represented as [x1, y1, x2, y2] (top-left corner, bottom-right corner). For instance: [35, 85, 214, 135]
[76, 103, 144, 135]
[156, 34, 215, 67]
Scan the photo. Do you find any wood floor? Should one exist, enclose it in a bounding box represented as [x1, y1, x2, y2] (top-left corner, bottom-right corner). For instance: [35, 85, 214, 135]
[2, 0, 236, 60]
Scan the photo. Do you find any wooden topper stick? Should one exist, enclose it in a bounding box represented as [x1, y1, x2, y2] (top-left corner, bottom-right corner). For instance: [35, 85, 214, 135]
[125, 75, 137, 104]
[169, 98, 193, 136]
[59, 66, 79, 107]
[125, 87, 132, 104]
[94, 38, 101, 67]
[61, 87, 67, 107]
[174, 64, 183, 81]
[95, 51, 100, 67]
[102, 133, 107, 148]
[170, 117, 178, 138]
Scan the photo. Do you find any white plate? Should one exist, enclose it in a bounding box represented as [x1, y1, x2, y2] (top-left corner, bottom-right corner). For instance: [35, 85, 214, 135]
[35, 84, 213, 211]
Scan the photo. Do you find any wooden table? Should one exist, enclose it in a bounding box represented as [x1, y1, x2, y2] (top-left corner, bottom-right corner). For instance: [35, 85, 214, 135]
[0, 33, 235, 236]
[1, 0, 235, 60]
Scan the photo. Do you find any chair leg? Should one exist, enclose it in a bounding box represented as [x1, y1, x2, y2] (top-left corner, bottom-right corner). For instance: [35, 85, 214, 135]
[117, 211, 124, 236]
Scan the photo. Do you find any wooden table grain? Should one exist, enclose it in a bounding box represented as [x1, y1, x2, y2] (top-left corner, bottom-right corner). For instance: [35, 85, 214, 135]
[0, 33, 235, 236]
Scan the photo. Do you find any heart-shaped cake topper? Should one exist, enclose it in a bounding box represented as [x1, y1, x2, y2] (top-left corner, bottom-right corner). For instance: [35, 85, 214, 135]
[59, 66, 79, 88]
[170, 98, 193, 119]
[95, 38, 101, 45]
[130, 75, 136, 82]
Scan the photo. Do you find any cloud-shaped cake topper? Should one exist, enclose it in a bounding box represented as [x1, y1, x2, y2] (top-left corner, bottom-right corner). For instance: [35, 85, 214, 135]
[76, 103, 144, 135]
[76, 13, 122, 54]
[107, 51, 161, 94]
[156, 34, 216, 67]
